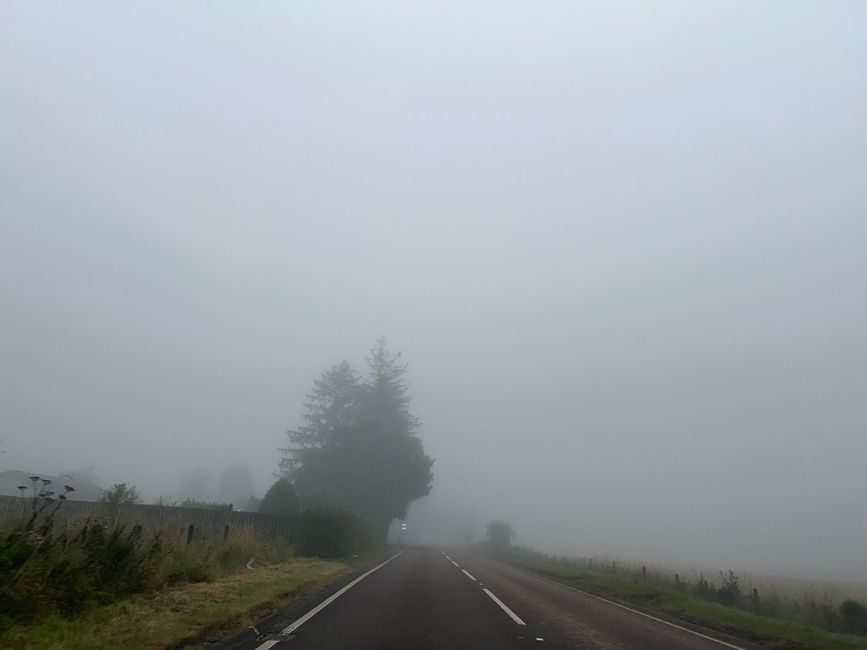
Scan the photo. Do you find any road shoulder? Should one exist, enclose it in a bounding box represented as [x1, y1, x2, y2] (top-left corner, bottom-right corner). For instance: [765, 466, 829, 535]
[0, 557, 350, 650]
[469, 549, 867, 650]
[208, 547, 398, 649]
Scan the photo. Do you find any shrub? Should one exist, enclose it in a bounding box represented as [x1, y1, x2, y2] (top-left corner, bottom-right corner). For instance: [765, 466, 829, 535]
[295, 506, 369, 558]
[259, 479, 298, 516]
[693, 573, 713, 599]
[840, 599, 867, 636]
[717, 570, 741, 606]
[0, 507, 289, 634]
[99, 483, 140, 518]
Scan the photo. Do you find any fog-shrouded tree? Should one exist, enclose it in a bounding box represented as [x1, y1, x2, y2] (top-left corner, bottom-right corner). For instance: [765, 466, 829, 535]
[486, 520, 516, 549]
[177, 467, 214, 502]
[281, 339, 434, 543]
[216, 464, 255, 509]
[259, 478, 298, 516]
[280, 360, 362, 475]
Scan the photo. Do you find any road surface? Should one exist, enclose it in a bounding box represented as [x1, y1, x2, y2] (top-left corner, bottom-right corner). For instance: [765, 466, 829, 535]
[217, 547, 753, 649]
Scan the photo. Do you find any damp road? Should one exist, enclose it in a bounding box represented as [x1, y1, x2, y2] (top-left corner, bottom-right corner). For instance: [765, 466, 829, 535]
[216, 546, 753, 649]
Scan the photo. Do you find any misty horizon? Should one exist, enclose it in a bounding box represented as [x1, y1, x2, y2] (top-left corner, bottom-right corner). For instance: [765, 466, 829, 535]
[2, 2, 865, 585]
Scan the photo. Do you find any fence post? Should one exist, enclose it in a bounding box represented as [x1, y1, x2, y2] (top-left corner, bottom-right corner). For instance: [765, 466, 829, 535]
[186, 524, 195, 545]
[612, 560, 616, 574]
[675, 573, 680, 587]
[752, 588, 759, 611]
[642, 565, 647, 581]
[223, 524, 230, 541]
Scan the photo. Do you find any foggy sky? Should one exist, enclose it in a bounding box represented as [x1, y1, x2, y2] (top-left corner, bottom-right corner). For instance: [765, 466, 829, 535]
[2, 2, 865, 582]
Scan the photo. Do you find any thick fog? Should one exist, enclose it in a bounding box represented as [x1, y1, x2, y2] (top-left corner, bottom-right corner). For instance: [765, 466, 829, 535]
[2, 3, 865, 582]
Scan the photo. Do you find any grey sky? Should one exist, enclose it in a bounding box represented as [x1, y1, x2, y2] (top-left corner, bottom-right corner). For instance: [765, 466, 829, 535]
[2, 2, 865, 581]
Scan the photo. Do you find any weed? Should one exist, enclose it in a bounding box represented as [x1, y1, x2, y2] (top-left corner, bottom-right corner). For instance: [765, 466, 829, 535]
[0, 506, 290, 634]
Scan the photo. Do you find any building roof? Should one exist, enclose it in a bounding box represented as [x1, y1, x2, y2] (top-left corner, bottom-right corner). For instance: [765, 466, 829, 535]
[0, 469, 103, 501]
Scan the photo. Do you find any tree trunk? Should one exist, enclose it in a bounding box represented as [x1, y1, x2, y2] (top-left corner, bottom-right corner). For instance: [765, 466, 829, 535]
[369, 517, 391, 547]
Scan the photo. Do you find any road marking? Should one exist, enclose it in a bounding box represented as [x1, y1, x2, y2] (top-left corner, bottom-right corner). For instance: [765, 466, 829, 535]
[461, 568, 477, 581]
[254, 640, 281, 650]
[531, 573, 748, 649]
[483, 587, 526, 625]
[450, 560, 460, 567]
[278, 549, 405, 636]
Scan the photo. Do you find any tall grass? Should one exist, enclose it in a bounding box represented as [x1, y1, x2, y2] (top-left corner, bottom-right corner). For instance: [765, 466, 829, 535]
[488, 544, 867, 637]
[0, 505, 290, 634]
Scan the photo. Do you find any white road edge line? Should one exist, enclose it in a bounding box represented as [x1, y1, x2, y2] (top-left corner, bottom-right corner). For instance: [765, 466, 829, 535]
[254, 640, 281, 650]
[461, 568, 477, 581]
[483, 587, 526, 626]
[450, 560, 460, 567]
[532, 573, 748, 650]
[278, 549, 405, 636]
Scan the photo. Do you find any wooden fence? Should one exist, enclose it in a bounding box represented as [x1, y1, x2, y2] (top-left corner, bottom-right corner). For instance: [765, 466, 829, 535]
[0, 495, 296, 540]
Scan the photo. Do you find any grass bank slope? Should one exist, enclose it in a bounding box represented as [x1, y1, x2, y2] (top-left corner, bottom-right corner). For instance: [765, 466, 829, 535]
[481, 547, 867, 650]
[0, 557, 347, 650]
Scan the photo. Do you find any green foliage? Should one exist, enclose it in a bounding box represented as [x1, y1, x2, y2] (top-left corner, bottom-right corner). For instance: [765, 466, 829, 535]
[841, 599, 867, 636]
[690, 570, 743, 606]
[483, 545, 867, 647]
[294, 506, 370, 558]
[282, 340, 434, 542]
[99, 483, 140, 517]
[693, 573, 712, 599]
[716, 569, 741, 606]
[0, 558, 346, 649]
[485, 520, 516, 548]
[258, 479, 298, 516]
[0, 520, 155, 630]
[0, 508, 289, 635]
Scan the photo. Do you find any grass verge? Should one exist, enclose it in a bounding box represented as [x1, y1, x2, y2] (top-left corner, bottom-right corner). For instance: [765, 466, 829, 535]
[0, 557, 347, 650]
[482, 549, 867, 650]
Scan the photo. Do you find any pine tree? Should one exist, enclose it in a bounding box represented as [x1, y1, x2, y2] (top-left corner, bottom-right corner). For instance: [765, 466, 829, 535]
[279, 361, 361, 476]
[282, 340, 434, 543]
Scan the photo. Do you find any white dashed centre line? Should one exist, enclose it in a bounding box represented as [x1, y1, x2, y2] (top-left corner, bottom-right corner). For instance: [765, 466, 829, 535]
[461, 568, 477, 581]
[450, 560, 460, 567]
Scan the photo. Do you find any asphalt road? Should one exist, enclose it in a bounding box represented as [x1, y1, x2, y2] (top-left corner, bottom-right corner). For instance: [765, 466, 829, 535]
[217, 547, 753, 649]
